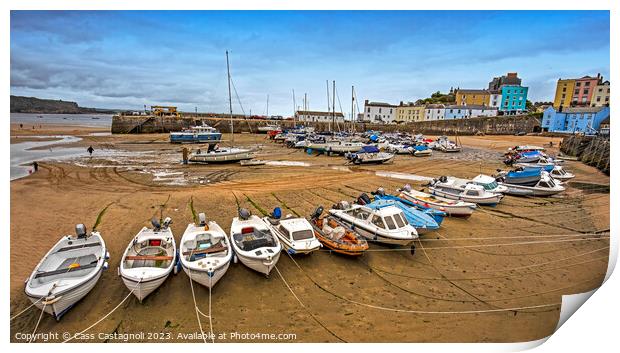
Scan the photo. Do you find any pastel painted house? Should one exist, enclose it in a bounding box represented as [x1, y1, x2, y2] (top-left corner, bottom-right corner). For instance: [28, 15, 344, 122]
[444, 105, 498, 119]
[500, 85, 528, 114]
[541, 106, 610, 133]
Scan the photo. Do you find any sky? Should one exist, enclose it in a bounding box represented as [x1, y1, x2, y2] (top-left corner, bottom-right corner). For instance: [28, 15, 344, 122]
[10, 10, 610, 116]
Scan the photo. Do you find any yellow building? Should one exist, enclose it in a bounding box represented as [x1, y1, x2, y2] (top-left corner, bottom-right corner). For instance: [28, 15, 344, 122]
[553, 79, 576, 109]
[454, 89, 490, 106]
[590, 81, 610, 107]
[396, 102, 425, 123]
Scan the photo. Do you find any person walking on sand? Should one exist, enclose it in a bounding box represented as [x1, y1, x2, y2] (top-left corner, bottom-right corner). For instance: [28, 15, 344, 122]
[87, 145, 94, 156]
[32, 161, 39, 172]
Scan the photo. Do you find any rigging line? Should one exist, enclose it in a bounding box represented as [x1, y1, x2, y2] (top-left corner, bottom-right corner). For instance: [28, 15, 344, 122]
[10, 297, 43, 322]
[274, 265, 346, 342]
[418, 232, 610, 241]
[284, 245, 560, 315]
[63, 279, 142, 343]
[29, 302, 47, 343]
[229, 77, 246, 116]
[186, 251, 209, 343]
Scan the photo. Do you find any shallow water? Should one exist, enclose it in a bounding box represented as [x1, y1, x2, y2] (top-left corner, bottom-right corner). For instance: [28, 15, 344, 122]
[11, 113, 113, 128]
[10, 135, 85, 180]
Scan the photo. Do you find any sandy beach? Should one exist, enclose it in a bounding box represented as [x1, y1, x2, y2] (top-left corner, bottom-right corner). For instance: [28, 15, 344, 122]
[9, 123, 609, 343]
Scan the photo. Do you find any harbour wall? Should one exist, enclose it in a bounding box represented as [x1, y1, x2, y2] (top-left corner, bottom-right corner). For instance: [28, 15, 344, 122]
[560, 135, 610, 175]
[111, 114, 543, 135]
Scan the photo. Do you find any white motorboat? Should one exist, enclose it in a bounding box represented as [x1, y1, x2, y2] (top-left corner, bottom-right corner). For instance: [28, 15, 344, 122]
[413, 148, 432, 157]
[240, 159, 267, 166]
[386, 144, 414, 155]
[549, 166, 575, 181]
[499, 172, 566, 196]
[346, 146, 394, 165]
[257, 124, 281, 133]
[119, 218, 177, 302]
[230, 209, 282, 277]
[189, 147, 255, 164]
[329, 202, 418, 247]
[180, 213, 232, 289]
[25, 224, 109, 321]
[470, 174, 509, 193]
[326, 141, 367, 155]
[262, 208, 322, 255]
[398, 184, 476, 217]
[428, 177, 503, 206]
[170, 124, 222, 144]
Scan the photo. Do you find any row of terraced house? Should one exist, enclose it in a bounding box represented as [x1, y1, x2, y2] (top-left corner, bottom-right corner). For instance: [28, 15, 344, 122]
[363, 72, 529, 124]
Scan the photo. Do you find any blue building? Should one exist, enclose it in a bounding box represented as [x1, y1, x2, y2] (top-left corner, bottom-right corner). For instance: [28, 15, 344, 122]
[500, 85, 528, 115]
[541, 106, 610, 133]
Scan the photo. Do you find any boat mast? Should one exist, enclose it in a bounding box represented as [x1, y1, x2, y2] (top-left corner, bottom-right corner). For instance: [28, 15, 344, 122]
[292, 89, 296, 127]
[332, 80, 336, 133]
[266, 94, 269, 119]
[326, 80, 331, 132]
[351, 85, 355, 133]
[226, 50, 234, 144]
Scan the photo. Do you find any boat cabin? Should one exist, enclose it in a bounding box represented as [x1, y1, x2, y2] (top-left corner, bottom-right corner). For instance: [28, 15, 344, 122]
[276, 218, 315, 241]
[343, 205, 411, 231]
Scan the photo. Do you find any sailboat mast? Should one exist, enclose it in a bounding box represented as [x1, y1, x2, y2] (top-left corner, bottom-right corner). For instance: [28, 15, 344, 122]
[266, 94, 269, 118]
[226, 50, 234, 144]
[351, 85, 355, 133]
[332, 80, 336, 132]
[292, 89, 296, 126]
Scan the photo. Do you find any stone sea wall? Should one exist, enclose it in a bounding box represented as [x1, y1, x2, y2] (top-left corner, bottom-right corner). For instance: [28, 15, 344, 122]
[560, 135, 610, 175]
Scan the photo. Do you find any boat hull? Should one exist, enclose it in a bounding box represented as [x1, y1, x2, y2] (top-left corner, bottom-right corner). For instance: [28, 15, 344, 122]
[236, 251, 281, 276]
[121, 271, 171, 302]
[332, 217, 415, 247]
[182, 261, 230, 289]
[170, 133, 222, 144]
[428, 187, 502, 206]
[399, 193, 475, 217]
[189, 151, 255, 164]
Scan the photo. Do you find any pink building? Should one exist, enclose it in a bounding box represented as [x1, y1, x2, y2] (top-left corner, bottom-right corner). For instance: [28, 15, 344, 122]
[572, 74, 601, 106]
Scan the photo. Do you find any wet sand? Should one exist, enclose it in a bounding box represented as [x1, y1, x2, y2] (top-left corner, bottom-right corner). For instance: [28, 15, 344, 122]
[10, 125, 609, 343]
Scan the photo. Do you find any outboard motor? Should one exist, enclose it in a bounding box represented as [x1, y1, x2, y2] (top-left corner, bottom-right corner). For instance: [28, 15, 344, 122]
[151, 218, 161, 230]
[376, 187, 386, 196]
[310, 206, 324, 220]
[75, 224, 87, 239]
[271, 207, 282, 219]
[439, 176, 448, 183]
[357, 193, 372, 205]
[198, 212, 207, 226]
[402, 184, 412, 192]
[238, 208, 251, 220]
[162, 217, 173, 228]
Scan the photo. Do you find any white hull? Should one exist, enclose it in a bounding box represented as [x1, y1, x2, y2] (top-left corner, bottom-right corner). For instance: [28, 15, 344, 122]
[183, 261, 230, 288]
[28, 267, 104, 320]
[401, 192, 476, 217]
[121, 272, 170, 302]
[499, 183, 565, 197]
[189, 150, 254, 163]
[236, 251, 281, 276]
[429, 186, 502, 206]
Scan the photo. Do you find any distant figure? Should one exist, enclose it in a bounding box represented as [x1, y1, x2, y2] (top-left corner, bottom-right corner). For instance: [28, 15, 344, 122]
[182, 147, 188, 164]
[87, 146, 94, 156]
[33, 161, 39, 172]
[19, 123, 23, 129]
[549, 141, 554, 147]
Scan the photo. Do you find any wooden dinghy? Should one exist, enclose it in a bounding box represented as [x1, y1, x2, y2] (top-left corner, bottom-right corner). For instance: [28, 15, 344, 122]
[309, 206, 368, 256]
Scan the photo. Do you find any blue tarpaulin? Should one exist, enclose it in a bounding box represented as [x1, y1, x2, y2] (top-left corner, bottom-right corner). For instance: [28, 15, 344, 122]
[360, 145, 380, 153]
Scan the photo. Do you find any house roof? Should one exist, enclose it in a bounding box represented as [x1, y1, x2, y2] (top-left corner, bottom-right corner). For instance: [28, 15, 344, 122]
[562, 106, 606, 114]
[296, 110, 344, 117]
[366, 101, 396, 107]
[455, 89, 489, 95]
[445, 104, 497, 110]
[425, 104, 445, 109]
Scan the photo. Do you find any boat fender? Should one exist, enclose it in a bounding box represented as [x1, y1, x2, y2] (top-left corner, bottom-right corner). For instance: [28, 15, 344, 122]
[410, 244, 416, 256]
[103, 261, 109, 271]
[233, 254, 238, 264]
[105, 251, 111, 260]
[117, 267, 120, 276]
[287, 249, 296, 255]
[271, 207, 282, 219]
[173, 251, 181, 275]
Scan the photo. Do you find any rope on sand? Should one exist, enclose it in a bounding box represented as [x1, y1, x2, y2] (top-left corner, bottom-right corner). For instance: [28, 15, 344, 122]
[63, 279, 141, 343]
[10, 297, 43, 321]
[29, 302, 47, 343]
[274, 265, 346, 342]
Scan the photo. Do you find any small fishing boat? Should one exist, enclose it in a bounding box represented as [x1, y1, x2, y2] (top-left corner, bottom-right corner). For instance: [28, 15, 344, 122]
[230, 208, 282, 277]
[170, 124, 222, 144]
[470, 174, 509, 193]
[240, 159, 267, 166]
[345, 146, 394, 165]
[495, 168, 542, 186]
[189, 147, 255, 164]
[514, 162, 554, 173]
[370, 188, 446, 226]
[326, 141, 367, 155]
[398, 185, 477, 217]
[386, 144, 415, 155]
[180, 213, 232, 289]
[498, 172, 566, 196]
[549, 166, 575, 181]
[309, 206, 368, 256]
[119, 217, 177, 302]
[329, 201, 418, 247]
[428, 176, 503, 206]
[507, 145, 545, 153]
[363, 197, 440, 235]
[262, 208, 322, 255]
[24, 224, 109, 321]
[413, 145, 432, 157]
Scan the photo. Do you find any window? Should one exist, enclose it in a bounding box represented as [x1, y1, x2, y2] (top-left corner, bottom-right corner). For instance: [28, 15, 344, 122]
[585, 82, 590, 86]
[384, 216, 397, 230]
[371, 216, 385, 229]
[367, 108, 370, 113]
[292, 229, 314, 241]
[576, 82, 581, 87]
[379, 108, 382, 113]
[466, 190, 479, 196]
[395, 213, 408, 227]
[562, 87, 567, 92]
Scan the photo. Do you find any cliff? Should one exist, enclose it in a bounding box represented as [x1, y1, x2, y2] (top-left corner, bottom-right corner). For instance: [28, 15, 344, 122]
[10, 95, 118, 114]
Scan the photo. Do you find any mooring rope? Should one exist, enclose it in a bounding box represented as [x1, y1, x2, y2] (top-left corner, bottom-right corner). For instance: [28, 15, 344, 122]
[10, 297, 43, 321]
[187, 265, 210, 343]
[62, 279, 142, 343]
[29, 302, 47, 343]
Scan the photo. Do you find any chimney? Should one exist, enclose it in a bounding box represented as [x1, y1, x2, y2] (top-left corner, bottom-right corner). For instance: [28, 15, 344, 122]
[365, 99, 369, 105]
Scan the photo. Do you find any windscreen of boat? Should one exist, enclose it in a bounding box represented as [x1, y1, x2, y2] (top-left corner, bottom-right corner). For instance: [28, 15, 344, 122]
[292, 229, 314, 241]
[371, 215, 386, 229]
[384, 216, 397, 230]
[393, 213, 406, 227]
[480, 181, 499, 191]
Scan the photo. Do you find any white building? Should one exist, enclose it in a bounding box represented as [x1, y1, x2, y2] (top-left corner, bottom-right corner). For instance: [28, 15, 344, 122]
[424, 104, 446, 121]
[489, 92, 502, 108]
[295, 110, 345, 123]
[444, 105, 498, 119]
[363, 100, 396, 123]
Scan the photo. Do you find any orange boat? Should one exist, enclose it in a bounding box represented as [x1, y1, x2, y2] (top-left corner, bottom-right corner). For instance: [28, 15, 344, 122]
[309, 207, 368, 256]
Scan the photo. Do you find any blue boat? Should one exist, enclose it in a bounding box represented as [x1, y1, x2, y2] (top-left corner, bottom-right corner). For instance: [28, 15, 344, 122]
[373, 193, 445, 226]
[502, 168, 542, 186]
[365, 198, 440, 235]
[169, 124, 222, 144]
[517, 163, 554, 173]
